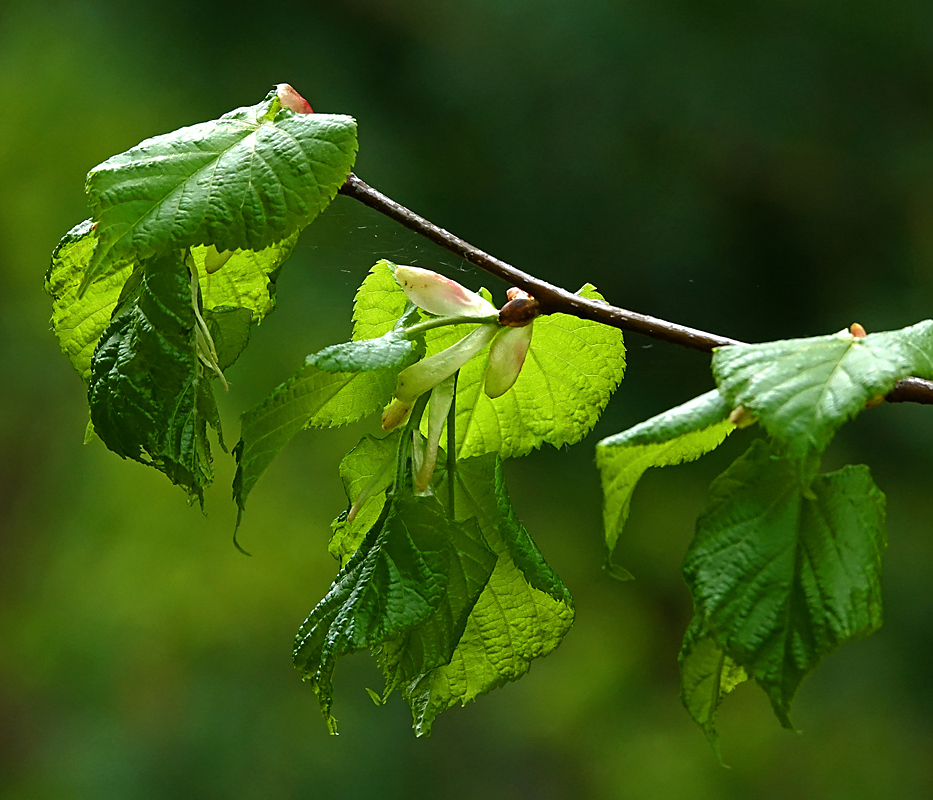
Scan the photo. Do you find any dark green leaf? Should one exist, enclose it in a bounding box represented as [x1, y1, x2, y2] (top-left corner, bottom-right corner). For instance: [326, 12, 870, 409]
[596, 390, 734, 572]
[83, 91, 357, 289]
[378, 515, 496, 693]
[405, 453, 574, 735]
[88, 251, 220, 500]
[293, 494, 459, 733]
[712, 322, 933, 458]
[683, 440, 886, 728]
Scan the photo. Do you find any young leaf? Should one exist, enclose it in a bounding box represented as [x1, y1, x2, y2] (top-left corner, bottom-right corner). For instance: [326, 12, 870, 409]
[682, 440, 887, 728]
[307, 329, 415, 373]
[233, 261, 411, 513]
[204, 306, 253, 372]
[329, 433, 398, 565]
[404, 454, 574, 735]
[678, 616, 747, 758]
[293, 494, 462, 733]
[46, 220, 134, 381]
[47, 222, 297, 381]
[595, 389, 734, 573]
[83, 90, 357, 289]
[88, 251, 220, 501]
[421, 285, 625, 460]
[712, 321, 933, 459]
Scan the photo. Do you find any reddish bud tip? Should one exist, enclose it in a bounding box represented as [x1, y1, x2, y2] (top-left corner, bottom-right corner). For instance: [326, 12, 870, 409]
[850, 322, 867, 338]
[276, 83, 313, 114]
[506, 287, 533, 302]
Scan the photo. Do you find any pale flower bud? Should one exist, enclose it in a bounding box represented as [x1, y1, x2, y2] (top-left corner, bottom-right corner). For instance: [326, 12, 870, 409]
[484, 324, 533, 399]
[395, 324, 498, 403]
[395, 266, 497, 318]
[415, 377, 455, 492]
[381, 398, 413, 431]
[276, 83, 314, 114]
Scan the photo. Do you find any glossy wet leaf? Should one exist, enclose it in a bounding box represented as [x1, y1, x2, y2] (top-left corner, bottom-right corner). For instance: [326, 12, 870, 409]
[83, 90, 357, 289]
[87, 251, 220, 501]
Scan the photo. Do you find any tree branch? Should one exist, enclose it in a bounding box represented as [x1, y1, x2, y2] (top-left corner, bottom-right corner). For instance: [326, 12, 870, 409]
[339, 173, 933, 406]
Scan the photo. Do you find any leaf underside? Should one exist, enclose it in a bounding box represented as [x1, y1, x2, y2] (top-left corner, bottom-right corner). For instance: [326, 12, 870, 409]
[596, 389, 734, 574]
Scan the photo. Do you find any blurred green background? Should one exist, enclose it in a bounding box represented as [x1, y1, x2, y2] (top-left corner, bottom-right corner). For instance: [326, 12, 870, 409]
[3, 0, 933, 797]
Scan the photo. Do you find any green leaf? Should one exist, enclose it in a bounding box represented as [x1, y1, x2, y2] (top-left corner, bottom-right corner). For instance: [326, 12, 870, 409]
[308, 329, 415, 373]
[46, 220, 134, 381]
[421, 285, 626, 460]
[329, 433, 398, 565]
[189, 232, 299, 320]
[712, 321, 933, 459]
[83, 90, 357, 289]
[678, 616, 747, 758]
[404, 454, 574, 735]
[47, 222, 296, 381]
[378, 515, 497, 693]
[204, 306, 253, 372]
[293, 494, 461, 733]
[595, 390, 734, 573]
[233, 261, 410, 513]
[682, 440, 886, 728]
[88, 251, 220, 500]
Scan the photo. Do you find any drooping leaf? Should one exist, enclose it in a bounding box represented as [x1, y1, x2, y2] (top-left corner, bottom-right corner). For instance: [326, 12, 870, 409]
[293, 494, 460, 733]
[47, 222, 297, 381]
[83, 90, 357, 289]
[308, 329, 415, 373]
[420, 285, 626, 460]
[682, 440, 886, 728]
[233, 261, 411, 513]
[404, 454, 574, 735]
[87, 251, 220, 500]
[378, 515, 497, 693]
[595, 389, 734, 574]
[678, 615, 747, 758]
[712, 321, 933, 459]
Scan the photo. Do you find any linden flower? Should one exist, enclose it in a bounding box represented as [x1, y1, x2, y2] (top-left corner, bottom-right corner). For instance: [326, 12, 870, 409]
[394, 265, 498, 318]
[381, 270, 538, 437]
[381, 324, 498, 430]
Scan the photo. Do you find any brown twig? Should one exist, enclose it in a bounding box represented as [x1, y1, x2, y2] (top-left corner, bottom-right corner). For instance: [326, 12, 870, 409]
[339, 173, 933, 406]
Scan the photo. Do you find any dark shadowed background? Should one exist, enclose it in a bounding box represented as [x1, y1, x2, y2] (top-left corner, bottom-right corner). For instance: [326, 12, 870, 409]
[3, 1, 933, 797]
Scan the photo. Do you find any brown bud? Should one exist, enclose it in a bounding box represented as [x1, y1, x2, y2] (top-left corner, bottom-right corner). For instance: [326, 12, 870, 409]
[498, 297, 540, 328]
[850, 322, 867, 338]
